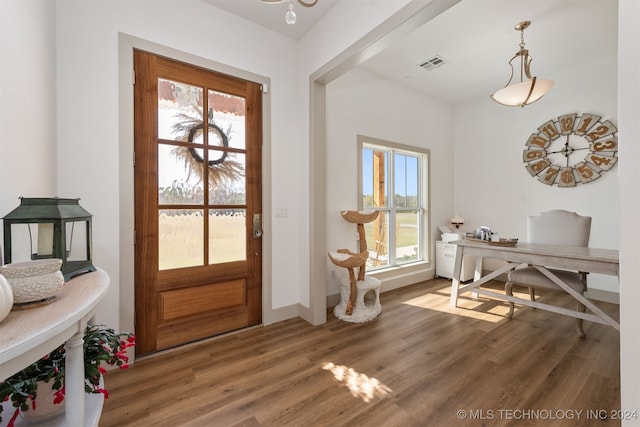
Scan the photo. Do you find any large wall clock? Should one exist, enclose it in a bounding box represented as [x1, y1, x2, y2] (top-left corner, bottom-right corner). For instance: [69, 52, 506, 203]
[522, 113, 618, 187]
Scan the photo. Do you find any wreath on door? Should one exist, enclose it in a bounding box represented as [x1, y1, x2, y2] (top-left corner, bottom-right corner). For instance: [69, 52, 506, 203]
[169, 111, 243, 187]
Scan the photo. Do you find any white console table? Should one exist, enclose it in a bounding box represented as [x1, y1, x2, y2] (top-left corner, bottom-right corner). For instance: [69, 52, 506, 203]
[0, 269, 109, 426]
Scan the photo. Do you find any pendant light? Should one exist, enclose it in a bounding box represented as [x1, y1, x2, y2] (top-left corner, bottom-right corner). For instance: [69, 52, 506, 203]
[260, 0, 318, 25]
[491, 21, 554, 107]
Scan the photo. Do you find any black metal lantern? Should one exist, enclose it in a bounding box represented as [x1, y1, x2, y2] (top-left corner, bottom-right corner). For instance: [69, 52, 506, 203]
[2, 197, 96, 281]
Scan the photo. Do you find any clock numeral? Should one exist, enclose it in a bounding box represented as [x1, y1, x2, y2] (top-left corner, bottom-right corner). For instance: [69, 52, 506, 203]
[523, 149, 546, 161]
[526, 159, 551, 177]
[585, 154, 618, 171]
[539, 120, 560, 141]
[576, 117, 593, 134]
[586, 125, 611, 142]
[526, 134, 550, 149]
[538, 165, 561, 186]
[576, 163, 593, 180]
[585, 120, 617, 142]
[575, 162, 601, 183]
[575, 114, 601, 135]
[591, 137, 618, 152]
[558, 167, 577, 187]
[558, 113, 577, 134]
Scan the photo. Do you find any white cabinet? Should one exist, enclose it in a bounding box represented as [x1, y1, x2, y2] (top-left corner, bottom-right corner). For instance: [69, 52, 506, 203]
[436, 241, 476, 282]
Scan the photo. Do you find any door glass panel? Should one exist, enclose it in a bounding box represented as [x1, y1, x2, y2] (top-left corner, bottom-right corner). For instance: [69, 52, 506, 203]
[158, 144, 205, 204]
[208, 151, 246, 205]
[208, 90, 246, 150]
[158, 79, 203, 142]
[159, 209, 204, 270]
[209, 209, 246, 264]
[397, 210, 419, 264]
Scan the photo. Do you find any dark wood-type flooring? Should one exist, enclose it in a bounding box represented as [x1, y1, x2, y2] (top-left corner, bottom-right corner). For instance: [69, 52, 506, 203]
[100, 279, 620, 426]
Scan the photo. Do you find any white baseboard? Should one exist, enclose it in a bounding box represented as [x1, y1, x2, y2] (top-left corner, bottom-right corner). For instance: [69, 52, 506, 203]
[585, 288, 619, 304]
[326, 263, 436, 307]
[264, 303, 300, 325]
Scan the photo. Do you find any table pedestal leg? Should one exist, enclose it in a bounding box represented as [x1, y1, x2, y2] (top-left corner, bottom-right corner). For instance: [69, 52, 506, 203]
[64, 330, 85, 427]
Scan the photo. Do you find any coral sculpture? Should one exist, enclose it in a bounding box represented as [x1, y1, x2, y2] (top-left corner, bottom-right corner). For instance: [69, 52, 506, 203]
[328, 210, 382, 321]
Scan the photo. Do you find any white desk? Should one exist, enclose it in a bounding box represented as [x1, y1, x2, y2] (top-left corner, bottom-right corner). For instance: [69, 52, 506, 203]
[0, 269, 109, 426]
[449, 240, 620, 331]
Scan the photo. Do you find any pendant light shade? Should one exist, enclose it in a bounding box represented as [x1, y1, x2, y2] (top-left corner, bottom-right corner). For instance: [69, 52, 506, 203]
[491, 77, 554, 107]
[491, 21, 554, 107]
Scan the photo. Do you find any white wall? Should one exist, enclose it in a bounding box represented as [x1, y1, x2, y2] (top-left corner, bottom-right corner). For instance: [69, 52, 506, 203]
[325, 67, 454, 296]
[0, 0, 57, 228]
[453, 55, 619, 294]
[618, 0, 640, 418]
[324, 15, 620, 297]
[54, 0, 303, 329]
[53, 0, 414, 330]
[296, 0, 413, 307]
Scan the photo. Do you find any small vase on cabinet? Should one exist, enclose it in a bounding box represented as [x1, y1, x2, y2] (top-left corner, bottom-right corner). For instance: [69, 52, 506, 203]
[0, 275, 13, 323]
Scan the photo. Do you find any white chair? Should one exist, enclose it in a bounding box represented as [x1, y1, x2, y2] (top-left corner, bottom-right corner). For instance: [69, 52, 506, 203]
[505, 210, 591, 337]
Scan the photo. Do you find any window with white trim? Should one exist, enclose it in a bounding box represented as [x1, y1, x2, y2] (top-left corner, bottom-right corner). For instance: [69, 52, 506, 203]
[358, 136, 430, 270]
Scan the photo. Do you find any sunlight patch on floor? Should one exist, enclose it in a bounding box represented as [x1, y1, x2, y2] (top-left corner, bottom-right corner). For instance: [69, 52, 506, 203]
[322, 362, 391, 402]
[401, 284, 526, 323]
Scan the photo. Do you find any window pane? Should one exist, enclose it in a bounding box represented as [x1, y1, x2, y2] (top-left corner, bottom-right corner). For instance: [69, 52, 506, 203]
[208, 90, 246, 150]
[365, 211, 389, 269]
[362, 148, 387, 208]
[394, 154, 419, 209]
[360, 139, 427, 270]
[208, 151, 246, 205]
[158, 79, 203, 142]
[396, 210, 419, 265]
[209, 209, 246, 264]
[158, 144, 205, 204]
[159, 209, 203, 270]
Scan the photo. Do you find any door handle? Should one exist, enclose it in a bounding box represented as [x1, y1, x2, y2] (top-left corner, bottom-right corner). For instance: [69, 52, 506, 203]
[253, 214, 263, 238]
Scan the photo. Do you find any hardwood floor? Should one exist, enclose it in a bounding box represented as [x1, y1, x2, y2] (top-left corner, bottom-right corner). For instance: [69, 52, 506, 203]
[100, 279, 620, 426]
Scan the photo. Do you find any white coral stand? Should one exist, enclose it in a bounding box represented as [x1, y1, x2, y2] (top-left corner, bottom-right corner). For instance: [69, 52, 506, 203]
[334, 276, 382, 322]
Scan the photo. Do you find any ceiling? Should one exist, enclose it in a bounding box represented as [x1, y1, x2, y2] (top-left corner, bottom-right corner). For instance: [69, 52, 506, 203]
[202, 0, 617, 105]
[203, 0, 340, 40]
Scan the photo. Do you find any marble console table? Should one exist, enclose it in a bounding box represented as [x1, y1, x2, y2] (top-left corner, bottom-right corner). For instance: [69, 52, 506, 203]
[0, 269, 110, 426]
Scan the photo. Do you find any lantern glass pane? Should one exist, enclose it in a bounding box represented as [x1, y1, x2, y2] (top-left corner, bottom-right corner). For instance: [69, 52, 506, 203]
[8, 223, 32, 263]
[34, 223, 55, 258]
[66, 221, 88, 262]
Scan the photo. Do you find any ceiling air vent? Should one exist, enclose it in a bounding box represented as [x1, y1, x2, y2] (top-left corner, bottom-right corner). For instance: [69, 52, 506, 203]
[419, 55, 447, 71]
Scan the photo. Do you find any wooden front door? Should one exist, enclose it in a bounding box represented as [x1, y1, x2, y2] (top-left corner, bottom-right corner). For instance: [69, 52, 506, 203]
[133, 50, 262, 355]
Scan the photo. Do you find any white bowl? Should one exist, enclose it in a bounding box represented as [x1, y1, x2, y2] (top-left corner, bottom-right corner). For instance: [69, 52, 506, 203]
[0, 259, 65, 304]
[0, 259, 62, 278]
